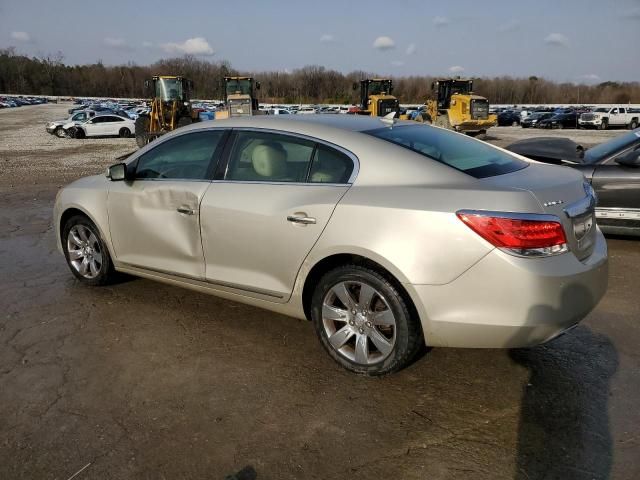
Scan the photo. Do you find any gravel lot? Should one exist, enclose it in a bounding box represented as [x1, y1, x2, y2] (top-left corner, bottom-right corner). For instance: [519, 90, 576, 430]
[1, 104, 639, 479]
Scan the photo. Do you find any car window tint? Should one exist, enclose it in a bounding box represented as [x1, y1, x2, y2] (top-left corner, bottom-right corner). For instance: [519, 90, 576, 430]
[225, 131, 315, 182]
[309, 145, 354, 183]
[135, 130, 224, 180]
[366, 124, 528, 178]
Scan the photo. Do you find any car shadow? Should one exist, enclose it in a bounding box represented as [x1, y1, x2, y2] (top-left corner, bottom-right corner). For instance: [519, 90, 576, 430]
[509, 284, 617, 479]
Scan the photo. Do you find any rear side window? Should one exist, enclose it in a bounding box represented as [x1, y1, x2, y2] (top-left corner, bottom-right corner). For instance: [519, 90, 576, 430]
[309, 145, 353, 183]
[365, 124, 528, 178]
[225, 131, 315, 182]
[135, 130, 225, 180]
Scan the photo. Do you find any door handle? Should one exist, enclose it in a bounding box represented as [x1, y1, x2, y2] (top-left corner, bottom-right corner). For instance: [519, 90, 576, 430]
[177, 206, 196, 215]
[287, 215, 316, 225]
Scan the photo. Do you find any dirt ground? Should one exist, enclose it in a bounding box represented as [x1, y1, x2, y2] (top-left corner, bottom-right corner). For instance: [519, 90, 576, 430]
[1, 104, 639, 479]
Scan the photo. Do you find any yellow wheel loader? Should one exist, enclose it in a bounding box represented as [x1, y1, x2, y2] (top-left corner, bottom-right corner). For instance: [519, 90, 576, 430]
[134, 76, 200, 147]
[214, 76, 261, 119]
[418, 78, 496, 135]
[354, 79, 406, 118]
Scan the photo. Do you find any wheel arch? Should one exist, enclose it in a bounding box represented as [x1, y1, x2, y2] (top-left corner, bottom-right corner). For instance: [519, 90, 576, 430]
[59, 206, 114, 260]
[300, 253, 421, 326]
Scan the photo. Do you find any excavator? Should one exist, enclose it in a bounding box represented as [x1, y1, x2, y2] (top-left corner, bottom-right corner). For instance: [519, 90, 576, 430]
[134, 75, 200, 148]
[417, 78, 496, 135]
[215, 76, 261, 118]
[353, 79, 403, 117]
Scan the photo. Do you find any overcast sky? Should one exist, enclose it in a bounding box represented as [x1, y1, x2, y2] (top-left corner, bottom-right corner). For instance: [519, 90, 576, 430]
[1, 0, 639, 83]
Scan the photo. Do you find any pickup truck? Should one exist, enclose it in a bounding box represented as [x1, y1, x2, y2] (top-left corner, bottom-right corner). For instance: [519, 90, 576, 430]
[579, 106, 639, 130]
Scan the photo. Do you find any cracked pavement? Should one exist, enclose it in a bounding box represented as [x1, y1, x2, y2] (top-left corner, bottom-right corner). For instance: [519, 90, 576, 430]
[0, 105, 639, 479]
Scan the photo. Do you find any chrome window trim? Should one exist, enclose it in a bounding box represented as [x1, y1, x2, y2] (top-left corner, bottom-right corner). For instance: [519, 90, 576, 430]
[225, 127, 360, 185]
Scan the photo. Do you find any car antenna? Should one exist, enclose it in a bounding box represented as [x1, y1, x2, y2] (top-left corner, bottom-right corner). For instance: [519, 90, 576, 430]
[380, 111, 397, 128]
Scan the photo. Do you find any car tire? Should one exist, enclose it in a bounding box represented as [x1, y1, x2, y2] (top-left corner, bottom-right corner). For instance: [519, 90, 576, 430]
[119, 127, 131, 138]
[62, 215, 116, 286]
[73, 127, 85, 139]
[311, 264, 423, 376]
[557, 123, 564, 130]
[135, 115, 150, 148]
[177, 116, 193, 129]
[512, 120, 518, 127]
[54, 126, 66, 138]
[599, 120, 608, 130]
[629, 120, 638, 130]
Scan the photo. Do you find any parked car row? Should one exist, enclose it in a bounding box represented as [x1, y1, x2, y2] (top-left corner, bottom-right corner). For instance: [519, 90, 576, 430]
[495, 105, 640, 130]
[1, 96, 48, 108]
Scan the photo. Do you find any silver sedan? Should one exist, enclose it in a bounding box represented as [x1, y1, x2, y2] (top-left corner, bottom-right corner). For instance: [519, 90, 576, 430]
[53, 116, 608, 375]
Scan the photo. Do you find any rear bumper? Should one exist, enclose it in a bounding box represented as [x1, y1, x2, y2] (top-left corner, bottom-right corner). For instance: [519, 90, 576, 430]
[407, 230, 608, 348]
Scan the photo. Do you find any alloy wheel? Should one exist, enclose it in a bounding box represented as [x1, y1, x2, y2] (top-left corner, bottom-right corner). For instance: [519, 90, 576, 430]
[67, 224, 103, 279]
[321, 281, 397, 365]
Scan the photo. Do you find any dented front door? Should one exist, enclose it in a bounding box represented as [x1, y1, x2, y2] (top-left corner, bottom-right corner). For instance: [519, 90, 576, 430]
[107, 180, 211, 278]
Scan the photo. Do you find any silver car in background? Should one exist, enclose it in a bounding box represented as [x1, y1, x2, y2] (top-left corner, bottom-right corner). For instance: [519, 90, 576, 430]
[53, 116, 608, 375]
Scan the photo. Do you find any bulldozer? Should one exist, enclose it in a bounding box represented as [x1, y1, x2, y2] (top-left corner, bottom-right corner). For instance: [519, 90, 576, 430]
[214, 76, 261, 119]
[419, 78, 496, 135]
[353, 79, 402, 117]
[134, 75, 200, 148]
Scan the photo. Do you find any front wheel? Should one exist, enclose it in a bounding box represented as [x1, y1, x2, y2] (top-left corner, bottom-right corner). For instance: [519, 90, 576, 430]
[62, 215, 116, 286]
[54, 126, 66, 138]
[311, 265, 423, 375]
[599, 120, 608, 130]
[629, 120, 638, 130]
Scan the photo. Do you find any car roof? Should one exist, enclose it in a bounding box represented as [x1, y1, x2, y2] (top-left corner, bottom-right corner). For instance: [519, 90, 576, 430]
[181, 114, 393, 133]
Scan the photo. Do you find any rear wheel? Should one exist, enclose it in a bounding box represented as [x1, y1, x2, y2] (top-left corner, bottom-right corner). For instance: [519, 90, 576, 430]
[62, 215, 116, 286]
[135, 115, 150, 148]
[311, 265, 423, 375]
[119, 127, 131, 138]
[177, 116, 192, 129]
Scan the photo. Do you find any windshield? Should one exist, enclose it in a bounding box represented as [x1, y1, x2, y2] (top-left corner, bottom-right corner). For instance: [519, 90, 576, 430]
[226, 79, 253, 96]
[365, 124, 528, 178]
[368, 81, 392, 95]
[584, 130, 640, 164]
[156, 78, 183, 101]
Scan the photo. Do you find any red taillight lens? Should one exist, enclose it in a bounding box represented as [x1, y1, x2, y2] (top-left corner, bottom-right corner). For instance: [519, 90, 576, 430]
[457, 212, 567, 249]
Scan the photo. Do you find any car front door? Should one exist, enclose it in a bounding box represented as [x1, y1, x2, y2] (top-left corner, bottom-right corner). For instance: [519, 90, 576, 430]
[107, 129, 228, 278]
[200, 130, 356, 300]
[589, 145, 640, 223]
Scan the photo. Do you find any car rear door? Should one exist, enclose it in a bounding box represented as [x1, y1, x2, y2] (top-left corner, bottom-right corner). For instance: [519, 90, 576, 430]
[199, 129, 356, 301]
[107, 129, 228, 278]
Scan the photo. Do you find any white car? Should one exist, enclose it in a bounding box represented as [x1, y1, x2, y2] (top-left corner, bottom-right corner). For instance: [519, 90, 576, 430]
[297, 107, 317, 115]
[267, 108, 291, 115]
[64, 114, 135, 139]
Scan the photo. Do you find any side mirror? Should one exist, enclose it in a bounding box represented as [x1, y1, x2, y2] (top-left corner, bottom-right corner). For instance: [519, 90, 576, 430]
[615, 151, 640, 167]
[255, 81, 261, 90]
[106, 162, 128, 181]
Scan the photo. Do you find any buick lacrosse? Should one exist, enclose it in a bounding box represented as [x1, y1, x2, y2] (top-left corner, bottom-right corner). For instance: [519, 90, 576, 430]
[54, 116, 608, 375]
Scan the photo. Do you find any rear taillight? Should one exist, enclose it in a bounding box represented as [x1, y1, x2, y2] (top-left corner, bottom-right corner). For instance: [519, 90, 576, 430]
[457, 210, 568, 257]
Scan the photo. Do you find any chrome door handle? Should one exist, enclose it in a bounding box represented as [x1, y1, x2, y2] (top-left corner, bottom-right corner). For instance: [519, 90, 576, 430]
[287, 215, 316, 225]
[177, 206, 196, 215]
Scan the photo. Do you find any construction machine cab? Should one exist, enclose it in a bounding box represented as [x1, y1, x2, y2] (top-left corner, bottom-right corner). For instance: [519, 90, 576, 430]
[434, 78, 473, 109]
[217, 76, 261, 118]
[134, 75, 199, 148]
[354, 79, 400, 117]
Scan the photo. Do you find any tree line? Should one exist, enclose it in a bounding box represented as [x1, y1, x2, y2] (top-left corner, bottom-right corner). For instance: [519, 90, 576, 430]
[1, 48, 638, 105]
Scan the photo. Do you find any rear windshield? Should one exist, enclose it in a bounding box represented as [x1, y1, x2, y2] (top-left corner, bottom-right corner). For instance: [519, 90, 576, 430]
[365, 124, 528, 178]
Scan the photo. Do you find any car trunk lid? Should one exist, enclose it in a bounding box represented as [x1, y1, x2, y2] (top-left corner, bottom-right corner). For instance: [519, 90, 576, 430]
[480, 162, 596, 261]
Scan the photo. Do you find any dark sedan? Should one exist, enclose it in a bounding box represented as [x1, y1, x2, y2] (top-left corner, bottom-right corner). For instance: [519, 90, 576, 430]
[521, 112, 553, 128]
[506, 129, 640, 235]
[537, 112, 578, 129]
[497, 110, 521, 126]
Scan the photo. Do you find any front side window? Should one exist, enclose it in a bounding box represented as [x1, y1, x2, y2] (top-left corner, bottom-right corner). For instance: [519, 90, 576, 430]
[135, 130, 224, 180]
[365, 124, 528, 178]
[225, 131, 315, 182]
